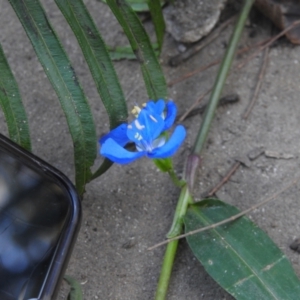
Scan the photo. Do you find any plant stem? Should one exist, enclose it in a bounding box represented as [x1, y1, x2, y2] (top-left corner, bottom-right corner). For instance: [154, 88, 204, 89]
[193, 0, 254, 156]
[168, 169, 185, 188]
[154, 1, 254, 299]
[166, 185, 193, 238]
[155, 240, 179, 300]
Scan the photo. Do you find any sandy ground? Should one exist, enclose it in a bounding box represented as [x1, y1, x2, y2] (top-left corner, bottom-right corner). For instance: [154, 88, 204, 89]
[1, 1, 300, 299]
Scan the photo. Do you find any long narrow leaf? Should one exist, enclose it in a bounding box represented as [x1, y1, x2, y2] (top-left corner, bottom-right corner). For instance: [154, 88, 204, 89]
[101, 0, 166, 12]
[8, 0, 97, 195]
[108, 44, 138, 60]
[106, 0, 167, 100]
[0, 43, 31, 151]
[55, 0, 128, 129]
[108, 43, 159, 61]
[55, 0, 129, 180]
[90, 158, 113, 180]
[148, 0, 165, 52]
[184, 200, 300, 299]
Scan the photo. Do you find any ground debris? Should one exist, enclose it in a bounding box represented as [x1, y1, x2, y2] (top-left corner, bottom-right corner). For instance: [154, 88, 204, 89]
[163, 0, 227, 43]
[248, 147, 264, 160]
[234, 156, 251, 168]
[264, 150, 296, 160]
[122, 238, 136, 249]
[255, 0, 300, 44]
[176, 93, 239, 122]
[290, 238, 300, 253]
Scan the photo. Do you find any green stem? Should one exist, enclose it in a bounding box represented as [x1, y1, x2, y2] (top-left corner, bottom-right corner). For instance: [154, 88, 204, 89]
[154, 1, 254, 299]
[193, 0, 254, 156]
[155, 240, 179, 300]
[166, 185, 193, 238]
[168, 169, 185, 188]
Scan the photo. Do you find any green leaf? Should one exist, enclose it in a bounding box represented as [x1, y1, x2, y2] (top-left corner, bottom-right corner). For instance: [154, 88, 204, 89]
[55, 0, 128, 129]
[90, 158, 113, 180]
[106, 0, 167, 100]
[184, 199, 300, 300]
[0, 43, 31, 151]
[148, 0, 165, 52]
[107, 43, 159, 61]
[108, 44, 137, 60]
[101, 0, 166, 12]
[64, 275, 83, 300]
[8, 0, 97, 195]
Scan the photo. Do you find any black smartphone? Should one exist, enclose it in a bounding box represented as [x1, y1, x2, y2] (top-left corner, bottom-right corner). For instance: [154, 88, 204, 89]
[0, 134, 81, 300]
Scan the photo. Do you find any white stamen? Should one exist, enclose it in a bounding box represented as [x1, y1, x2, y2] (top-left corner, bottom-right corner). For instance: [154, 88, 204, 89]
[134, 132, 143, 141]
[134, 120, 145, 130]
[149, 114, 158, 122]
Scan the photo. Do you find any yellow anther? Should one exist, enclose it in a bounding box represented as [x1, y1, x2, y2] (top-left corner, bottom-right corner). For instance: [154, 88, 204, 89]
[131, 105, 142, 116]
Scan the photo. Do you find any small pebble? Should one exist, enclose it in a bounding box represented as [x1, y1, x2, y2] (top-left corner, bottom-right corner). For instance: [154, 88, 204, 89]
[177, 44, 187, 53]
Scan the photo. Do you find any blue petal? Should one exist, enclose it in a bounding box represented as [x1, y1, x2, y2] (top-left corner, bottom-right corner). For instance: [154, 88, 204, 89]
[127, 109, 164, 145]
[148, 125, 186, 158]
[99, 123, 129, 147]
[100, 138, 145, 164]
[163, 101, 177, 131]
[145, 99, 165, 115]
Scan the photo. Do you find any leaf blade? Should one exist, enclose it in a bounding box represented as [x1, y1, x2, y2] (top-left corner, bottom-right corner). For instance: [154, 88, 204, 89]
[55, 0, 128, 129]
[102, 0, 166, 12]
[106, 0, 167, 100]
[107, 43, 159, 61]
[184, 200, 300, 300]
[9, 0, 97, 194]
[0, 43, 31, 151]
[148, 0, 165, 52]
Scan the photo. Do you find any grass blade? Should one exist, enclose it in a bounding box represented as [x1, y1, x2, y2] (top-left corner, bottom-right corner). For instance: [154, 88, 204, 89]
[102, 0, 166, 12]
[106, 0, 167, 100]
[0, 43, 31, 151]
[90, 158, 113, 180]
[107, 43, 159, 61]
[8, 0, 97, 195]
[108, 44, 137, 60]
[185, 199, 300, 299]
[55, 0, 128, 129]
[55, 0, 130, 180]
[148, 0, 165, 52]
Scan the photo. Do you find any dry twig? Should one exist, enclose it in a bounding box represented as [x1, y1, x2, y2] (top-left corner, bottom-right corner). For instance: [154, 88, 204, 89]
[177, 94, 240, 122]
[206, 161, 241, 197]
[237, 20, 300, 69]
[167, 39, 270, 87]
[243, 47, 269, 119]
[169, 15, 237, 67]
[177, 89, 211, 122]
[168, 21, 300, 87]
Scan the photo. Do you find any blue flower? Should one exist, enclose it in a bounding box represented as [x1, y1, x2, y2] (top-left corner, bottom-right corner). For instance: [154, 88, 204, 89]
[99, 99, 186, 164]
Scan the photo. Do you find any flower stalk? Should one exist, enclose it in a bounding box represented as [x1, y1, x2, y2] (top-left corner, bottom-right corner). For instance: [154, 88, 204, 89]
[155, 240, 178, 300]
[167, 169, 185, 188]
[154, 0, 255, 298]
[166, 184, 193, 238]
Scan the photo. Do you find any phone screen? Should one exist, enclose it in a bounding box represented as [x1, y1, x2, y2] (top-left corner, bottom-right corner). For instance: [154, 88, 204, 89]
[0, 136, 81, 300]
